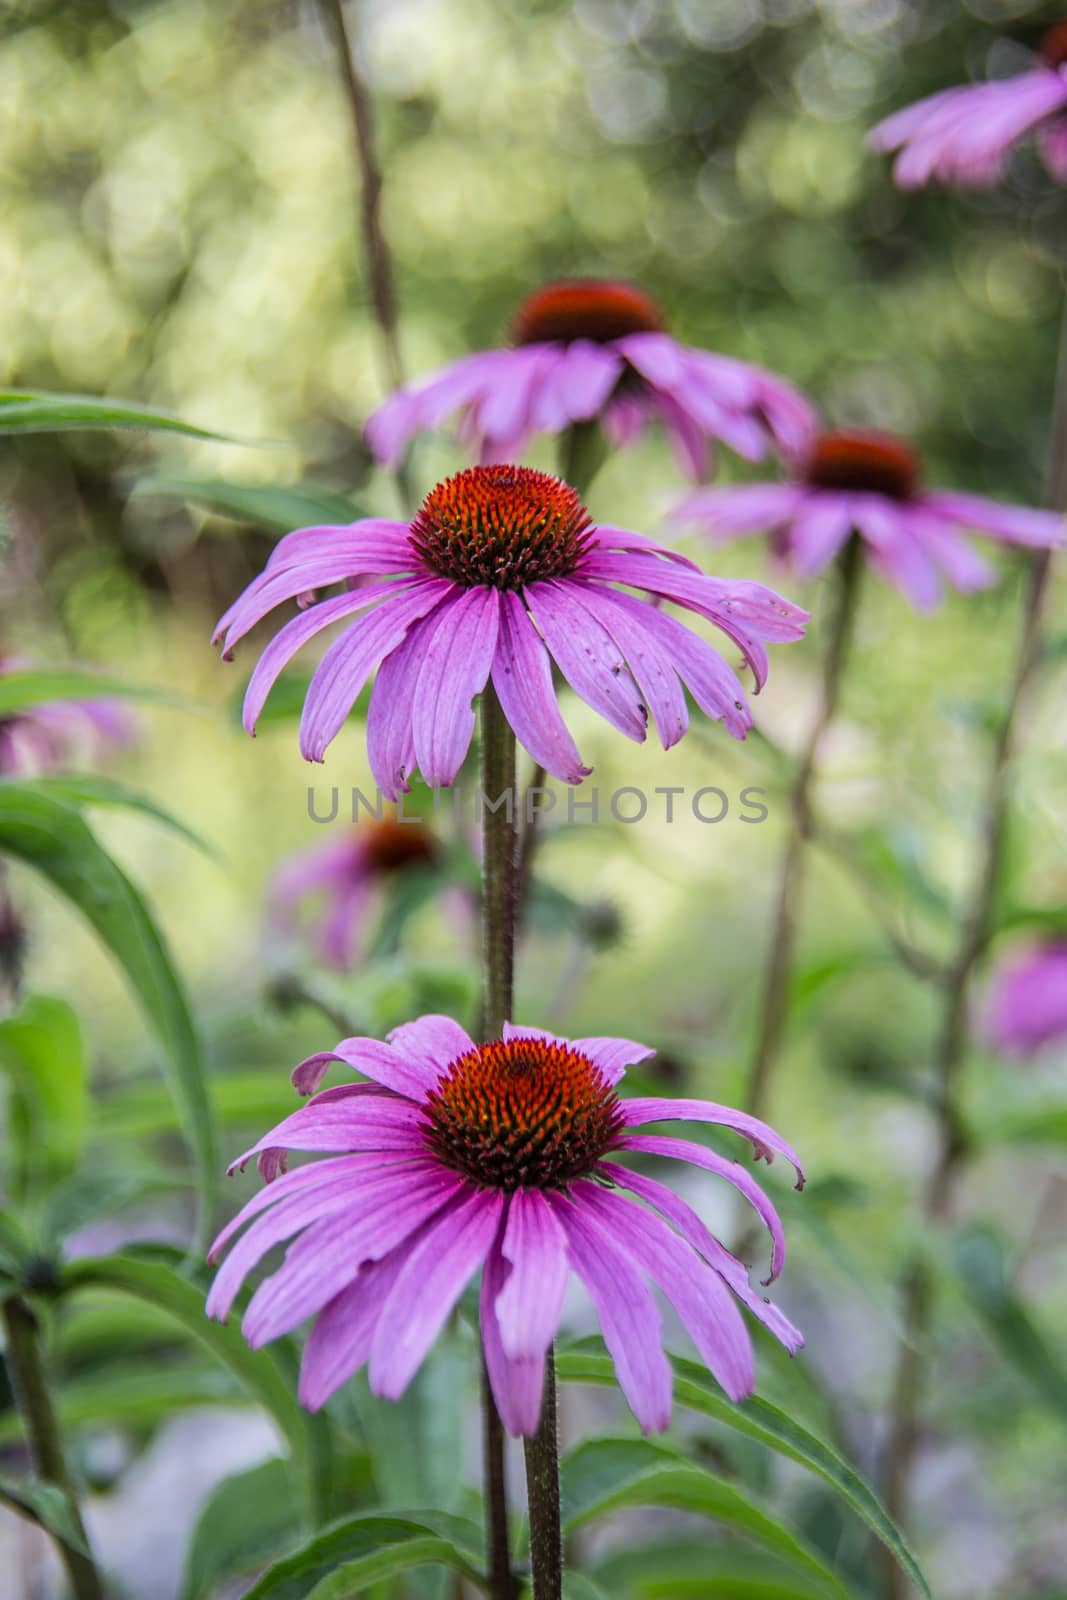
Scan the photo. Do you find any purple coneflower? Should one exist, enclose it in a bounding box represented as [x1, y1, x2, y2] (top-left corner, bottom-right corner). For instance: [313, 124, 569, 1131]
[267, 817, 443, 970]
[206, 1016, 803, 1434]
[985, 940, 1067, 1056]
[867, 24, 1067, 188]
[672, 429, 1063, 611]
[0, 658, 134, 776]
[214, 465, 808, 797]
[365, 279, 815, 480]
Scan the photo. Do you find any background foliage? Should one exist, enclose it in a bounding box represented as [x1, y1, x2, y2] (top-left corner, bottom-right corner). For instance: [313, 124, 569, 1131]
[2, 1, 1066, 1597]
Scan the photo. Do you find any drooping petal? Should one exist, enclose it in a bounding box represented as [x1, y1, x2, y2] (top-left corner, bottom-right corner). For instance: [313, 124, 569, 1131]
[290, 1052, 343, 1096]
[240, 581, 412, 731]
[549, 1192, 673, 1434]
[365, 615, 427, 799]
[299, 581, 457, 762]
[603, 589, 751, 740]
[299, 1246, 410, 1410]
[576, 1181, 754, 1401]
[561, 581, 689, 750]
[590, 524, 701, 567]
[226, 1097, 427, 1176]
[785, 495, 855, 578]
[599, 1161, 803, 1353]
[411, 586, 500, 786]
[671, 483, 806, 538]
[495, 1188, 570, 1360]
[619, 1097, 805, 1185]
[207, 1156, 440, 1323]
[243, 1167, 468, 1345]
[369, 1186, 505, 1398]
[921, 490, 1065, 549]
[617, 1133, 788, 1283]
[490, 593, 590, 785]
[481, 1233, 547, 1437]
[525, 580, 647, 740]
[850, 496, 941, 611]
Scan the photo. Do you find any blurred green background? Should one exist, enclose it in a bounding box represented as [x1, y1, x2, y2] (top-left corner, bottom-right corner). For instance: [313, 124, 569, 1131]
[2, 0, 1067, 1596]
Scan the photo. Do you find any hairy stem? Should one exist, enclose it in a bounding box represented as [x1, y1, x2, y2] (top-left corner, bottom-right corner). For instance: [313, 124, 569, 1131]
[744, 536, 863, 1119]
[882, 301, 1067, 1596]
[523, 1350, 563, 1600]
[479, 681, 519, 1600]
[1, 1295, 106, 1600]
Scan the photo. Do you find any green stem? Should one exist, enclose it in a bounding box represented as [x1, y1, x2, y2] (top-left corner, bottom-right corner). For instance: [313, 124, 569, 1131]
[1, 1294, 106, 1600]
[523, 1350, 563, 1600]
[479, 680, 519, 1600]
[881, 297, 1067, 1598]
[744, 536, 863, 1119]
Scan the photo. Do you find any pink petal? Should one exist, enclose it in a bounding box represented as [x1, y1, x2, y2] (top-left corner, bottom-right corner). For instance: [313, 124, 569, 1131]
[920, 490, 1065, 549]
[495, 1189, 569, 1360]
[299, 580, 457, 762]
[365, 616, 426, 799]
[243, 1167, 467, 1345]
[549, 1191, 672, 1434]
[299, 1247, 410, 1409]
[600, 1161, 802, 1353]
[525, 580, 647, 741]
[672, 483, 805, 538]
[386, 1014, 475, 1078]
[576, 1181, 754, 1401]
[569, 1034, 655, 1085]
[786, 496, 854, 578]
[369, 1186, 504, 1398]
[604, 590, 751, 740]
[411, 587, 500, 786]
[481, 1234, 547, 1437]
[590, 525, 701, 568]
[226, 1098, 427, 1175]
[619, 1097, 804, 1186]
[618, 1133, 787, 1284]
[563, 582, 689, 750]
[332, 1034, 445, 1100]
[490, 594, 590, 785]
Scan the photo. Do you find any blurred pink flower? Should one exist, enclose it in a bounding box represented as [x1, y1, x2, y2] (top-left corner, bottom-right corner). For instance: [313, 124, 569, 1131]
[0, 658, 135, 776]
[985, 940, 1067, 1056]
[868, 27, 1067, 189]
[215, 465, 808, 797]
[366, 279, 815, 480]
[672, 428, 1063, 611]
[267, 818, 442, 970]
[207, 1016, 803, 1433]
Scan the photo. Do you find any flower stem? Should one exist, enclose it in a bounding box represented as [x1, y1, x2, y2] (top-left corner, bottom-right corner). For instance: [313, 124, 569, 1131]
[744, 535, 863, 1119]
[881, 300, 1067, 1595]
[523, 1350, 563, 1600]
[479, 679, 519, 1600]
[1, 1294, 106, 1600]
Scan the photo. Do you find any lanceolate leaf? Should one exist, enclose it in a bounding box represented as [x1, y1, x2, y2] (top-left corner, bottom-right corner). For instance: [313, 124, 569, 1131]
[0, 784, 216, 1245]
[556, 1342, 930, 1600]
[240, 1515, 483, 1599]
[0, 390, 232, 439]
[0, 669, 196, 718]
[0, 993, 86, 1201]
[0, 1477, 89, 1556]
[559, 1438, 847, 1599]
[30, 776, 216, 858]
[132, 474, 362, 533]
[181, 1459, 302, 1600]
[60, 1253, 333, 1525]
[592, 1540, 840, 1599]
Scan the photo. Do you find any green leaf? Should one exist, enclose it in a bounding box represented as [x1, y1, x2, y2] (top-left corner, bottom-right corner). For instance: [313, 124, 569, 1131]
[953, 1225, 1067, 1421]
[0, 1364, 241, 1443]
[0, 994, 86, 1200]
[181, 1458, 301, 1600]
[239, 1515, 483, 1599]
[59, 1253, 333, 1525]
[556, 1343, 930, 1600]
[0, 668, 195, 719]
[0, 1476, 89, 1555]
[30, 776, 215, 858]
[558, 1438, 846, 1598]
[593, 1541, 840, 1600]
[132, 474, 361, 533]
[0, 784, 216, 1245]
[561, 1576, 613, 1600]
[0, 389, 233, 439]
